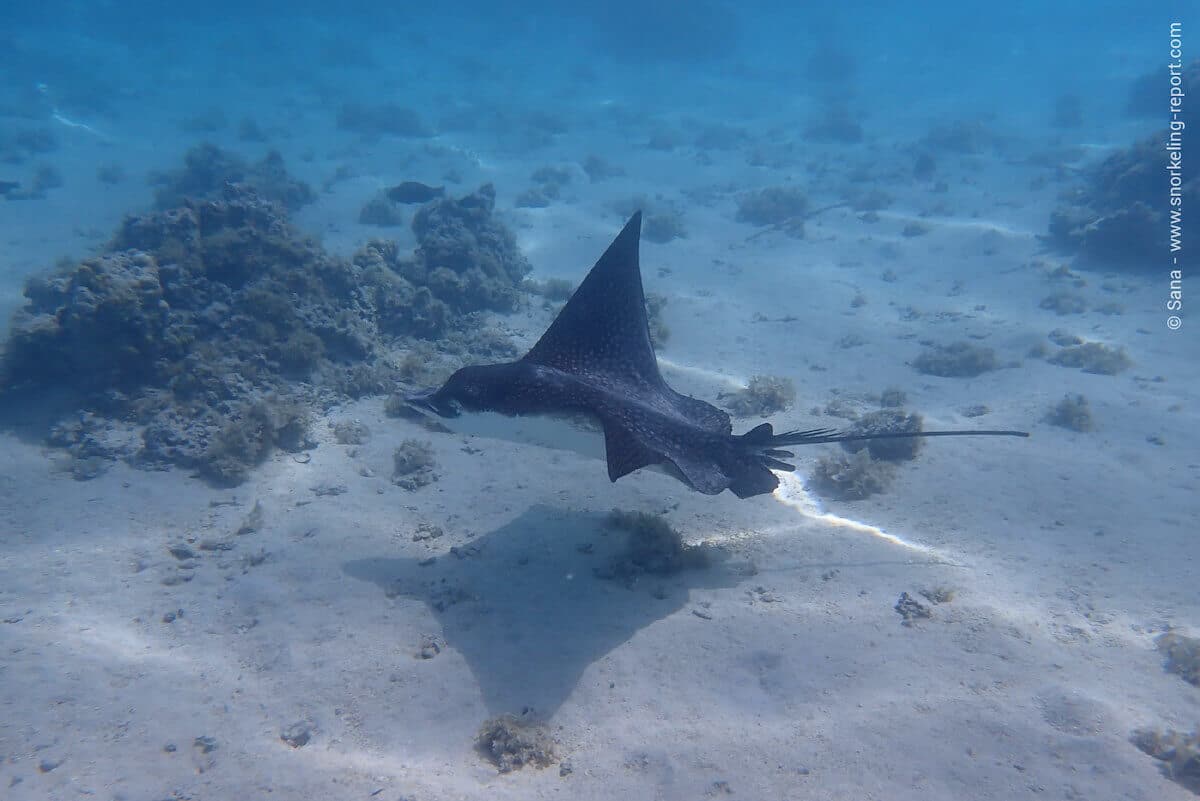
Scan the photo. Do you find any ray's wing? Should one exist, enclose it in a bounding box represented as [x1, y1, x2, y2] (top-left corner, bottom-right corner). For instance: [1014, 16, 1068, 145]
[660, 449, 732, 495]
[523, 212, 742, 491]
[522, 212, 663, 389]
[665, 390, 732, 436]
[601, 421, 661, 481]
[523, 211, 733, 437]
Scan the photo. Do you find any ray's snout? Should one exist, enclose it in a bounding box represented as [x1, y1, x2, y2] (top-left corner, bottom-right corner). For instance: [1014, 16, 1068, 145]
[405, 387, 460, 418]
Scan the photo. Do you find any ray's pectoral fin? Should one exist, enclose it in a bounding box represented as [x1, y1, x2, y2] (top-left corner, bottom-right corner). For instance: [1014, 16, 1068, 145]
[727, 465, 782, 499]
[725, 422, 794, 498]
[600, 419, 730, 495]
[661, 452, 731, 496]
[601, 422, 660, 482]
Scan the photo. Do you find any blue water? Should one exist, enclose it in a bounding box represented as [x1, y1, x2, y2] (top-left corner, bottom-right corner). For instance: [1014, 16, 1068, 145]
[0, 3, 1166, 143]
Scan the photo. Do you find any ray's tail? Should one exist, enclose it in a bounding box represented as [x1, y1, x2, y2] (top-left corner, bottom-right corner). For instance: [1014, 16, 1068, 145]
[737, 422, 1029, 472]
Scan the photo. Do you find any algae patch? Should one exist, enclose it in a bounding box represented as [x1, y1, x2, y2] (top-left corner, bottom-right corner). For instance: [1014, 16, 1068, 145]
[1046, 393, 1094, 432]
[912, 341, 997, 378]
[841, 409, 924, 462]
[392, 439, 438, 490]
[1132, 726, 1200, 794]
[810, 450, 894, 500]
[595, 509, 710, 586]
[1156, 629, 1200, 687]
[721, 374, 796, 417]
[476, 714, 557, 773]
[1047, 342, 1132, 375]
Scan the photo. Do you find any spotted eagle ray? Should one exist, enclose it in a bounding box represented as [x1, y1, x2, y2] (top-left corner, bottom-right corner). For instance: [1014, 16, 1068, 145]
[407, 213, 1027, 498]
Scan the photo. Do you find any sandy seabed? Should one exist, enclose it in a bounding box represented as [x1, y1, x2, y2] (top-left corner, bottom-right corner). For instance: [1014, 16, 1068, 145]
[1, 117, 1198, 801]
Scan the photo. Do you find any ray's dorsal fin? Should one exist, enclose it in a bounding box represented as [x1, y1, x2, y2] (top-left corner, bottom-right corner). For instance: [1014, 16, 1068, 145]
[522, 212, 662, 387]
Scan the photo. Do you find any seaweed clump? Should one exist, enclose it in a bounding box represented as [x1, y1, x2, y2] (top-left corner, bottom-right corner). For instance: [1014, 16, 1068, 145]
[1132, 726, 1200, 794]
[332, 419, 370, 445]
[879, 387, 907, 408]
[2, 164, 65, 200]
[392, 439, 437, 490]
[582, 155, 624, 182]
[809, 450, 894, 500]
[894, 592, 931, 626]
[642, 211, 687, 244]
[610, 196, 687, 244]
[527, 277, 575, 302]
[0, 126, 59, 165]
[912, 341, 998, 378]
[721, 375, 796, 417]
[596, 510, 709, 585]
[1039, 291, 1088, 315]
[735, 186, 808, 226]
[645, 291, 671, 347]
[1046, 393, 1094, 432]
[1048, 328, 1083, 347]
[1156, 629, 1200, 687]
[841, 409, 925, 461]
[515, 165, 573, 209]
[1047, 342, 1132, 375]
[201, 398, 312, 486]
[476, 713, 557, 773]
[358, 192, 404, 227]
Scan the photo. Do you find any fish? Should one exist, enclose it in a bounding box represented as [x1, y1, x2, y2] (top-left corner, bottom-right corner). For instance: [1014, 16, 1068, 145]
[0, 181, 20, 197]
[407, 213, 1028, 498]
[385, 181, 445, 204]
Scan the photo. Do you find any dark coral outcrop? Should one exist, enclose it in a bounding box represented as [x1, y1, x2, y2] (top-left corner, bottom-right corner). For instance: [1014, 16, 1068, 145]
[358, 184, 532, 315]
[149, 143, 315, 212]
[1, 182, 526, 485]
[409, 183, 532, 312]
[1047, 59, 1199, 272]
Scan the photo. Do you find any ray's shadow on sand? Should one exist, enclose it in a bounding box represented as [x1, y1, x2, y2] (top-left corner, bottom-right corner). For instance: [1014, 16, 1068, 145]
[344, 504, 743, 716]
